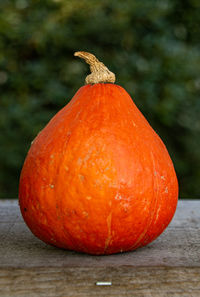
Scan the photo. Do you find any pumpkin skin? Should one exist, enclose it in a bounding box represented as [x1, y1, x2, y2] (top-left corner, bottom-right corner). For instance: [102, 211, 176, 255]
[19, 83, 178, 255]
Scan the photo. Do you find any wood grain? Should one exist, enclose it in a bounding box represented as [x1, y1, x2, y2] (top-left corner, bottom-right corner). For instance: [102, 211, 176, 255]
[1, 266, 200, 297]
[0, 200, 200, 296]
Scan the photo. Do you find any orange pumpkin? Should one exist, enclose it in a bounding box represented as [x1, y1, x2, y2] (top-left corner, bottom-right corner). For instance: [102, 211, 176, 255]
[19, 52, 178, 255]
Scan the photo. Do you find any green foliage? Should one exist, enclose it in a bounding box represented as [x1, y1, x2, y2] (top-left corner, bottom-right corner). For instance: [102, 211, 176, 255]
[0, 0, 200, 198]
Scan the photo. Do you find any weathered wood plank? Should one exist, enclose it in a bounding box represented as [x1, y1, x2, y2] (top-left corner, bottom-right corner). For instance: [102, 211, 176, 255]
[0, 267, 200, 297]
[0, 199, 200, 296]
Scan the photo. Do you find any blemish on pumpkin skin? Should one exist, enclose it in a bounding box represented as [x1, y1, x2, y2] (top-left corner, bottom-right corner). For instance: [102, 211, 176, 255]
[66, 209, 77, 217]
[130, 227, 148, 250]
[51, 238, 56, 242]
[165, 187, 168, 193]
[78, 174, 85, 182]
[123, 202, 129, 212]
[49, 184, 54, 189]
[104, 213, 112, 252]
[155, 205, 161, 223]
[132, 120, 136, 127]
[82, 211, 89, 218]
[161, 176, 165, 180]
[49, 155, 55, 164]
[86, 196, 92, 200]
[102, 174, 112, 182]
[95, 179, 101, 186]
[78, 153, 91, 167]
[115, 193, 122, 201]
[65, 166, 69, 172]
[75, 111, 81, 120]
[77, 158, 82, 165]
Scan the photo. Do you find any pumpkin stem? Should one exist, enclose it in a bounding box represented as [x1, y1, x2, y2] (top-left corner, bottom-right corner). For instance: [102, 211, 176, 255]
[74, 51, 115, 84]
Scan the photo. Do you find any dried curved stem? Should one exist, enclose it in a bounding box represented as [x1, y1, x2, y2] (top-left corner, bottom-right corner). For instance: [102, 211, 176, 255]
[74, 51, 115, 84]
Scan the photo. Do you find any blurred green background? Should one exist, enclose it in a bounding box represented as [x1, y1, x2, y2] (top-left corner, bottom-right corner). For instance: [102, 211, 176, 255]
[0, 0, 200, 198]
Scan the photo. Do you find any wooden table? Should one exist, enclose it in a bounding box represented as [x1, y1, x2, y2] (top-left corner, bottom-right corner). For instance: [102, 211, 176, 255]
[0, 199, 200, 297]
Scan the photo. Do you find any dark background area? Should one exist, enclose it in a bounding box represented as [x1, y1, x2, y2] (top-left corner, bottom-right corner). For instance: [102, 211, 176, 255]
[0, 0, 200, 198]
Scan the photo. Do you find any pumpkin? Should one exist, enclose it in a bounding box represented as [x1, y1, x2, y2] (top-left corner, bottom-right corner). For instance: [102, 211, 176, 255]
[19, 52, 178, 255]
